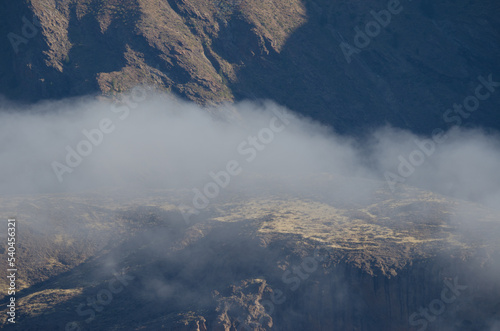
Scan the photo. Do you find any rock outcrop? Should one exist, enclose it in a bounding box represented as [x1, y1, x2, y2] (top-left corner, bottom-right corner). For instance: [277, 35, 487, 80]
[0, 177, 499, 330]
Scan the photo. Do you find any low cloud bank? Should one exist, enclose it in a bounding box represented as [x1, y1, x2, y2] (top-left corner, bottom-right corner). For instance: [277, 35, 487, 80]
[0, 90, 499, 211]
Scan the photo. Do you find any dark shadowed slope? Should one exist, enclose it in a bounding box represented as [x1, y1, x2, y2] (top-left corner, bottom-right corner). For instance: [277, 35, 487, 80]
[1, 0, 500, 133]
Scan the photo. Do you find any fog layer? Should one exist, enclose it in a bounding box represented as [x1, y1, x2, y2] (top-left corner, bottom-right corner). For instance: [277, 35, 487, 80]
[0, 90, 499, 210]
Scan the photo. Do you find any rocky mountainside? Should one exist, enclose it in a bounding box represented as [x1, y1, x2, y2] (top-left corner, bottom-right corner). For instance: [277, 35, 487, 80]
[1, 0, 500, 133]
[1, 2, 500, 330]
[0, 177, 499, 330]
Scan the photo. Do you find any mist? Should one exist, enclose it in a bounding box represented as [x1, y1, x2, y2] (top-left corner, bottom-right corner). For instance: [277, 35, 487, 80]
[1, 88, 500, 212]
[1, 89, 500, 330]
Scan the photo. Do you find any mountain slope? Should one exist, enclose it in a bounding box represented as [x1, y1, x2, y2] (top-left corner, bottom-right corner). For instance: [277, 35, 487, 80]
[1, 0, 500, 133]
[1, 177, 499, 330]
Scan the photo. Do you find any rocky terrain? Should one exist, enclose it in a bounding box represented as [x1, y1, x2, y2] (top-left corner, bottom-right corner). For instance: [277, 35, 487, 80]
[1, 1, 500, 330]
[1, 0, 500, 133]
[0, 176, 499, 330]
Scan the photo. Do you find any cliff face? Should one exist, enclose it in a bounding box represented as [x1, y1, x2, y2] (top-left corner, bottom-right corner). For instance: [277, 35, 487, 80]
[2, 0, 500, 133]
[0, 181, 499, 330]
